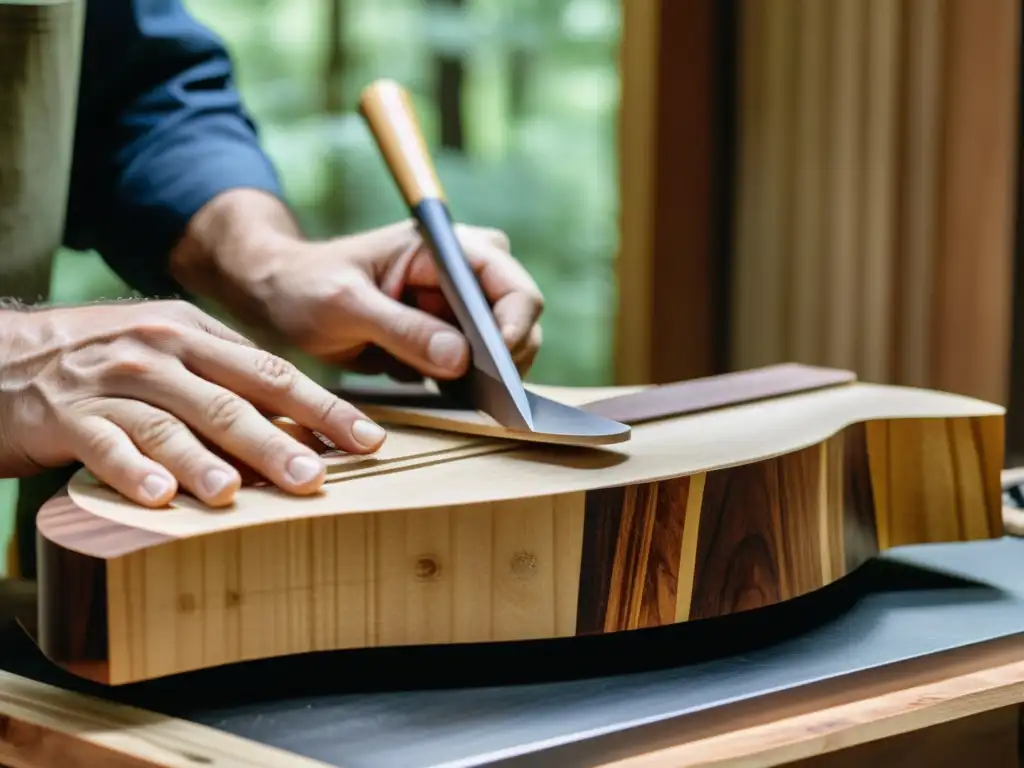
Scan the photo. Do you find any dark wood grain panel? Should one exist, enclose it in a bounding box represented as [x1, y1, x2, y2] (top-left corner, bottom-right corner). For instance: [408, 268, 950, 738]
[576, 485, 626, 634]
[690, 460, 783, 620]
[35, 491, 176, 684]
[682, 424, 884, 623]
[585, 363, 855, 424]
[602, 483, 659, 631]
[841, 421, 880, 574]
[775, 444, 824, 599]
[34, 491, 112, 684]
[577, 476, 693, 633]
[638, 476, 692, 628]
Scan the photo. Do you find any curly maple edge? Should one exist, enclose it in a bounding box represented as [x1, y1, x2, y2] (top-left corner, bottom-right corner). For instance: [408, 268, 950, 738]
[33, 412, 1004, 686]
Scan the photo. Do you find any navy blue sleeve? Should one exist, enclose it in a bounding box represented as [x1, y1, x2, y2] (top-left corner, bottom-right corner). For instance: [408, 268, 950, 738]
[64, 0, 284, 297]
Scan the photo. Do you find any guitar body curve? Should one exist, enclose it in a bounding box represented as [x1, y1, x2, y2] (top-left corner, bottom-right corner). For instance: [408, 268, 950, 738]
[33, 365, 1005, 685]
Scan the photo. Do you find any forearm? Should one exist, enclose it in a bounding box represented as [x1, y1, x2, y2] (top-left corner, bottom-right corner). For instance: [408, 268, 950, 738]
[169, 188, 305, 328]
[65, 0, 285, 298]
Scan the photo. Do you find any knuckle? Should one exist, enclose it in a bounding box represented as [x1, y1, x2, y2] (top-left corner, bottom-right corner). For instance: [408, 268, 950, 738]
[54, 349, 92, 384]
[135, 413, 181, 449]
[254, 353, 299, 393]
[394, 314, 434, 350]
[204, 392, 247, 432]
[99, 339, 158, 379]
[166, 299, 199, 319]
[258, 431, 298, 463]
[85, 428, 122, 459]
[130, 318, 186, 344]
[326, 275, 363, 307]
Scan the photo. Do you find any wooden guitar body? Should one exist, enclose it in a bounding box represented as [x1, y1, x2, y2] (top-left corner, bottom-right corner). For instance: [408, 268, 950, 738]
[33, 365, 1005, 685]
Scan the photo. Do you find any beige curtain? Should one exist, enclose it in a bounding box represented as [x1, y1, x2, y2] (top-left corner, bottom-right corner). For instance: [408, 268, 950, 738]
[729, 0, 1020, 407]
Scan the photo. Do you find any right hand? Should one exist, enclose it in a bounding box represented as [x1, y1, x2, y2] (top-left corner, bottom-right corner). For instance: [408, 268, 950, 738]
[0, 300, 387, 507]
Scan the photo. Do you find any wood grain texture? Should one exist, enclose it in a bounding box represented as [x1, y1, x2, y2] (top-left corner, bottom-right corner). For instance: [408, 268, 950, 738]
[34, 403, 1004, 685]
[0, 664, 333, 767]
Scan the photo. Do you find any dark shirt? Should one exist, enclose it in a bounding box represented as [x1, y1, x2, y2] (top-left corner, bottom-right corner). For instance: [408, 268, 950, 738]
[64, 0, 284, 298]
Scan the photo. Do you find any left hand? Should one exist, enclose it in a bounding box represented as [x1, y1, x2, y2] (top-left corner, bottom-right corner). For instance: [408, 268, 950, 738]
[237, 223, 542, 382]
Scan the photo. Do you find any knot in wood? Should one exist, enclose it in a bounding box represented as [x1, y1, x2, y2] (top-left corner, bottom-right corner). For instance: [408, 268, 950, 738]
[414, 555, 441, 580]
[510, 551, 537, 578]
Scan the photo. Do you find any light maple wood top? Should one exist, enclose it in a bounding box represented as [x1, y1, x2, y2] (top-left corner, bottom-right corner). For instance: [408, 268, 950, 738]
[60, 381, 1003, 545]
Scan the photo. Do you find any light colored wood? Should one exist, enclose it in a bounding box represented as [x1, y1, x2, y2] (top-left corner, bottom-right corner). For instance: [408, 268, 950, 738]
[596, 648, 1024, 767]
[0, 667, 332, 767]
[34, 379, 1006, 684]
[66, 382, 1003, 539]
[345, 397, 630, 446]
[0, 0, 84, 303]
[358, 79, 445, 206]
[783, 707, 1019, 768]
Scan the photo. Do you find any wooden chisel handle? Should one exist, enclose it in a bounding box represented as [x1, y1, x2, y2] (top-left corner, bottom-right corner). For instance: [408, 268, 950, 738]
[357, 78, 536, 431]
[358, 79, 447, 208]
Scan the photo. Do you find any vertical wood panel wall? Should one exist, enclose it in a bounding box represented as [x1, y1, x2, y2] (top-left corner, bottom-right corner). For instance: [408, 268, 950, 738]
[728, 0, 1021, 405]
[614, 0, 735, 385]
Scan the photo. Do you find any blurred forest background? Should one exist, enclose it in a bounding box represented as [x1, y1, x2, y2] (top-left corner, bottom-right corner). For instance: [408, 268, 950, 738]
[51, 0, 623, 387]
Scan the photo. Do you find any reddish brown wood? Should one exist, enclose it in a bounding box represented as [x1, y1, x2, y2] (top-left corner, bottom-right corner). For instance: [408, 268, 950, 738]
[586, 363, 855, 424]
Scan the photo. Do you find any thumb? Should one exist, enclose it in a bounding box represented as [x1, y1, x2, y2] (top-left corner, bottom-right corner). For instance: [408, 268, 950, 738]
[350, 287, 471, 380]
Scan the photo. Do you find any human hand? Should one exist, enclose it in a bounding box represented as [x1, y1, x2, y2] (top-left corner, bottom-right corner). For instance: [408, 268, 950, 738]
[270, 220, 545, 381]
[173, 193, 545, 383]
[0, 300, 387, 507]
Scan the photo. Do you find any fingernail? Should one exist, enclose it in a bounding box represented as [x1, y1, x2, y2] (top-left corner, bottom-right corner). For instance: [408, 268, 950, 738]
[427, 331, 466, 370]
[141, 474, 173, 502]
[352, 419, 386, 448]
[203, 468, 235, 498]
[501, 325, 517, 345]
[287, 455, 323, 485]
